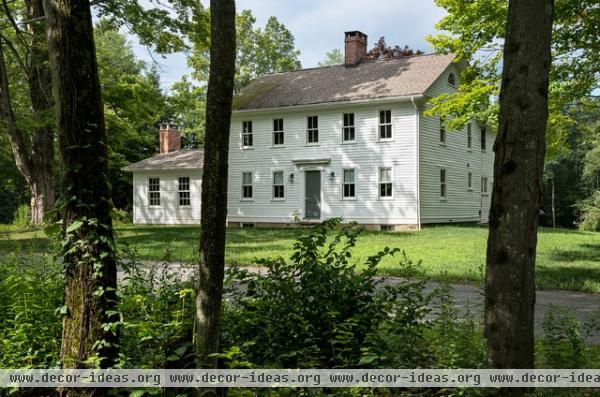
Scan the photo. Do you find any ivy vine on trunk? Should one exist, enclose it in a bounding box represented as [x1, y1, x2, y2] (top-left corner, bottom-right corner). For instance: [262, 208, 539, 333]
[43, 0, 119, 396]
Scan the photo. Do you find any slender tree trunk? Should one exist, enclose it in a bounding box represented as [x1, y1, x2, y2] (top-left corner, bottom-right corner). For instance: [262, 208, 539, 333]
[26, 0, 55, 224]
[0, 0, 54, 225]
[484, 0, 554, 393]
[195, 0, 236, 388]
[551, 176, 556, 229]
[43, 0, 118, 396]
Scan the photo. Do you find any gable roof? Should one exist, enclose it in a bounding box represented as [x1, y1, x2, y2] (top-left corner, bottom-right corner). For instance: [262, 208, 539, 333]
[122, 149, 204, 172]
[233, 53, 456, 111]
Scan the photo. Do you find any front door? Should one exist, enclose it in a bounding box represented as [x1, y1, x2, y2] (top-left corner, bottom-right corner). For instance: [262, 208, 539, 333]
[305, 170, 321, 219]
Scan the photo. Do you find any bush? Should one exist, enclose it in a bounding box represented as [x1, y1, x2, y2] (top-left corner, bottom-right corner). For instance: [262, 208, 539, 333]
[577, 190, 600, 231]
[222, 218, 441, 369]
[0, 253, 62, 368]
[11, 204, 31, 227]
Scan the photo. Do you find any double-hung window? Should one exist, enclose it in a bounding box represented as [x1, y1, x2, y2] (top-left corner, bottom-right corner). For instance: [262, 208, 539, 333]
[467, 124, 472, 149]
[273, 171, 284, 199]
[481, 176, 488, 194]
[343, 169, 355, 198]
[379, 110, 392, 140]
[440, 117, 446, 144]
[242, 172, 253, 199]
[307, 116, 319, 144]
[178, 177, 190, 206]
[148, 177, 160, 206]
[440, 169, 447, 199]
[468, 172, 473, 190]
[242, 121, 253, 148]
[481, 127, 487, 151]
[273, 119, 284, 146]
[379, 167, 393, 198]
[342, 113, 355, 142]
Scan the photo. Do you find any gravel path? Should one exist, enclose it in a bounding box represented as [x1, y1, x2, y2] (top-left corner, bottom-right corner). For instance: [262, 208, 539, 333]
[123, 262, 600, 344]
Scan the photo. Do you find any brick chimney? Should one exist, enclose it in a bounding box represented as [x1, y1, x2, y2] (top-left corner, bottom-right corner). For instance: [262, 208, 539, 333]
[344, 31, 368, 66]
[159, 122, 181, 154]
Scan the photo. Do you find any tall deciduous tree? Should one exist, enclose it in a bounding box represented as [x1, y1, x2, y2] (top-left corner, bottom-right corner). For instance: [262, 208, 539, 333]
[484, 0, 554, 380]
[195, 0, 236, 378]
[43, 0, 119, 395]
[0, 0, 55, 224]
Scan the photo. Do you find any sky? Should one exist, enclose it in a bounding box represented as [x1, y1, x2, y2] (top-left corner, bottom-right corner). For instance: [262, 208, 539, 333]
[131, 0, 447, 90]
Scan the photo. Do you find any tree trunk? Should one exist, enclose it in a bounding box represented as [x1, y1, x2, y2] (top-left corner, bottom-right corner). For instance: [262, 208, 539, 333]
[0, 0, 55, 225]
[195, 0, 236, 386]
[43, 0, 118, 396]
[551, 176, 556, 229]
[26, 0, 55, 224]
[484, 0, 554, 391]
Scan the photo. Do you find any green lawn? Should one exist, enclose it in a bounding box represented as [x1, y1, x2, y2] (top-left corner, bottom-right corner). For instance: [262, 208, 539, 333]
[1, 224, 599, 293]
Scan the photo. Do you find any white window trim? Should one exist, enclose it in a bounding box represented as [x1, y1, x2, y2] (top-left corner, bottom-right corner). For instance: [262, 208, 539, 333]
[342, 113, 356, 143]
[378, 166, 394, 200]
[467, 123, 472, 150]
[481, 176, 489, 195]
[378, 110, 393, 142]
[440, 168, 447, 200]
[467, 172, 473, 191]
[242, 120, 253, 149]
[481, 127, 487, 151]
[341, 168, 356, 200]
[148, 177, 160, 207]
[178, 176, 191, 207]
[439, 117, 447, 145]
[272, 170, 285, 201]
[306, 115, 319, 145]
[241, 171, 254, 201]
[272, 117, 285, 147]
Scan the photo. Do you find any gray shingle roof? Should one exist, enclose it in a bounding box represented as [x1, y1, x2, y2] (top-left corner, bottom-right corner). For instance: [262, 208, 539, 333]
[233, 53, 456, 111]
[122, 149, 203, 171]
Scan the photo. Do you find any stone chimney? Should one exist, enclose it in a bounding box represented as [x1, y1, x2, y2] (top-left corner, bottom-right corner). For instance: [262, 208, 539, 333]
[344, 31, 368, 66]
[159, 122, 181, 154]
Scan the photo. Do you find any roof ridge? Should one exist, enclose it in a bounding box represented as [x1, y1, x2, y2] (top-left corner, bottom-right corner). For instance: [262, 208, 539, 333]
[259, 51, 454, 77]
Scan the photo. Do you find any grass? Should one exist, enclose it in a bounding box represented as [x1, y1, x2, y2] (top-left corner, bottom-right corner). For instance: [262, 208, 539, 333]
[1, 223, 599, 293]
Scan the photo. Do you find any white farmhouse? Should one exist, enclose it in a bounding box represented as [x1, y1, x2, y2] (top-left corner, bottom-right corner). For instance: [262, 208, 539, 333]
[125, 31, 495, 230]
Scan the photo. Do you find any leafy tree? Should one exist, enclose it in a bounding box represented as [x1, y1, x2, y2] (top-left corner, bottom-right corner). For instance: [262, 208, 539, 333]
[95, 21, 167, 210]
[426, 0, 599, 159]
[43, 0, 119, 392]
[173, 8, 301, 145]
[365, 37, 423, 60]
[318, 48, 343, 66]
[484, 0, 554, 381]
[234, 11, 301, 91]
[167, 77, 206, 148]
[0, 0, 55, 225]
[195, 0, 236, 380]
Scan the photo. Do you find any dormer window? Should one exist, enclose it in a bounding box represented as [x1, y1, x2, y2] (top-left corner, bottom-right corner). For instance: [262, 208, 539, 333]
[448, 73, 456, 87]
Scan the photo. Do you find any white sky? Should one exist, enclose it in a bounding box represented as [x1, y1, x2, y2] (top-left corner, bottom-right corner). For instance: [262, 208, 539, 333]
[130, 0, 447, 89]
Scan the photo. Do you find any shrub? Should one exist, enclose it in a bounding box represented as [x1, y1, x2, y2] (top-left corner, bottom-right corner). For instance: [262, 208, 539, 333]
[221, 218, 436, 369]
[577, 190, 600, 231]
[0, 253, 62, 368]
[11, 204, 31, 227]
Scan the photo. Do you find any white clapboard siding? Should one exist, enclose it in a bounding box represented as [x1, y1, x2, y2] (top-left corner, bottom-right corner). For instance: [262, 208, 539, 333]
[228, 101, 419, 225]
[132, 169, 202, 225]
[419, 65, 495, 224]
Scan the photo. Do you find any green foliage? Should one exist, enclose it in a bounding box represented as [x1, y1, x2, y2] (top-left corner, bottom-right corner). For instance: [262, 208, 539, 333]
[11, 204, 30, 227]
[318, 49, 344, 67]
[234, 11, 301, 92]
[0, 254, 62, 368]
[220, 218, 482, 373]
[95, 21, 168, 210]
[577, 190, 600, 231]
[540, 305, 600, 368]
[426, 0, 600, 160]
[116, 246, 196, 369]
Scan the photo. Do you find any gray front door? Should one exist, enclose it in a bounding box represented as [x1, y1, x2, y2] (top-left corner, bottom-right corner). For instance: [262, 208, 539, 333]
[305, 170, 321, 219]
